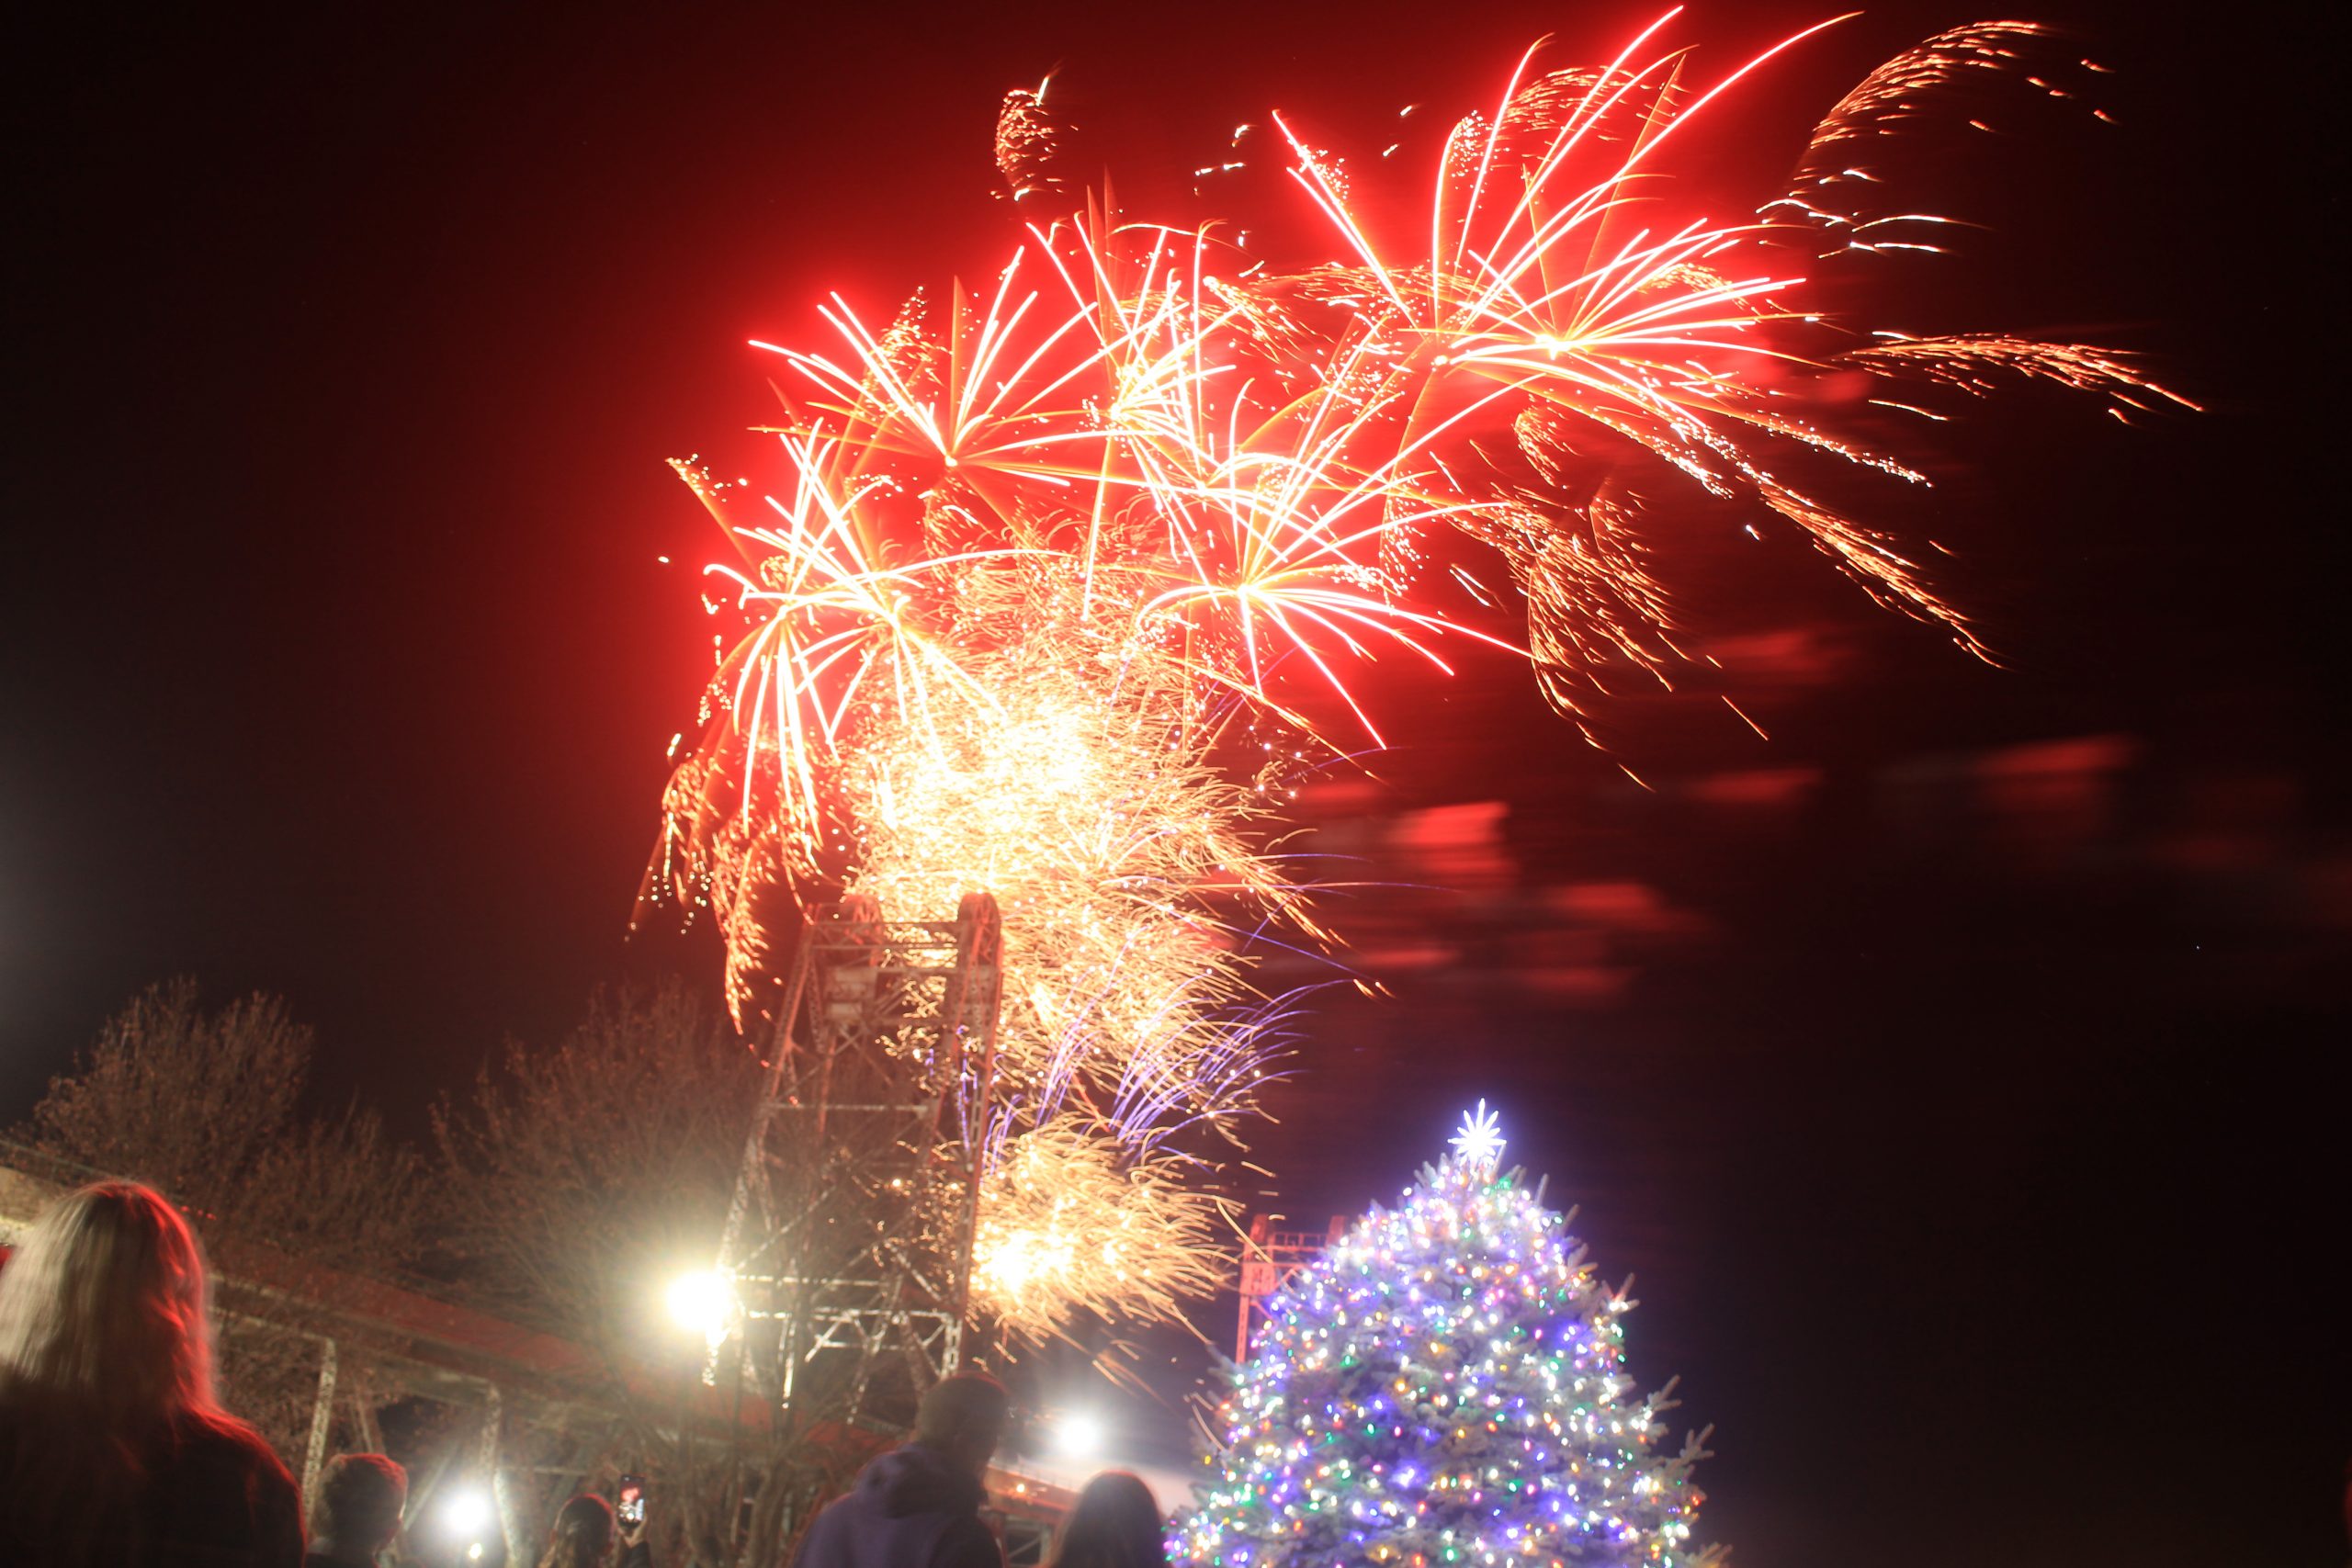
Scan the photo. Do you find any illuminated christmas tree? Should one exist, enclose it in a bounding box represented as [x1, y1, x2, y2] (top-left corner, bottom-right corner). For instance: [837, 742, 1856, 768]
[1180, 1105, 1719, 1568]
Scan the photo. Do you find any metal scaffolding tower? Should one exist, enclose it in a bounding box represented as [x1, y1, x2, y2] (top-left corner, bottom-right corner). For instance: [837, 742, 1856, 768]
[1234, 1213, 1347, 1360]
[712, 891, 1003, 1432]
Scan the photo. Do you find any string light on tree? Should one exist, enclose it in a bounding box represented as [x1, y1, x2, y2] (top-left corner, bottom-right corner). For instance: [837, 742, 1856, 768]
[1180, 1109, 1719, 1568]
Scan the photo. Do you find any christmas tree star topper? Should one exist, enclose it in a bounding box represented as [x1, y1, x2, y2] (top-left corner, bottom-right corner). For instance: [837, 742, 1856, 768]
[1449, 1099, 1505, 1171]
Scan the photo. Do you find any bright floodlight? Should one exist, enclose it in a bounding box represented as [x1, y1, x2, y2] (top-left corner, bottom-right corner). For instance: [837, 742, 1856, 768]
[1055, 1411, 1104, 1459]
[441, 1486, 492, 1536]
[667, 1269, 731, 1338]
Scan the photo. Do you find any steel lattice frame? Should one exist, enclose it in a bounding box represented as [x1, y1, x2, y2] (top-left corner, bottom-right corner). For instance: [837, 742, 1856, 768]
[713, 891, 1003, 1433]
[1234, 1215, 1347, 1361]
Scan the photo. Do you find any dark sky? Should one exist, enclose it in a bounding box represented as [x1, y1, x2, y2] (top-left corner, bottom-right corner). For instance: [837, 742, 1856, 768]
[7, 2, 2346, 1565]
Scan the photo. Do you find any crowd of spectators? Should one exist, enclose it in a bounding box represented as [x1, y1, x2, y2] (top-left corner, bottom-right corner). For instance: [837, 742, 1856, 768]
[0, 1180, 1167, 1568]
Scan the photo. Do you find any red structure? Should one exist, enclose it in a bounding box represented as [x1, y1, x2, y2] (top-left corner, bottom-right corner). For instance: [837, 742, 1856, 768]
[1233, 1213, 1346, 1360]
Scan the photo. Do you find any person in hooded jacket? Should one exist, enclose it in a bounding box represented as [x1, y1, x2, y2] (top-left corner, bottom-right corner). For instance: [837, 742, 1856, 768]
[791, 1373, 1012, 1568]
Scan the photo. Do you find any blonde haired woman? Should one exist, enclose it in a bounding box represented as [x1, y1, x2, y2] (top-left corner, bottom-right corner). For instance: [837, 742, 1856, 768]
[0, 1180, 302, 1566]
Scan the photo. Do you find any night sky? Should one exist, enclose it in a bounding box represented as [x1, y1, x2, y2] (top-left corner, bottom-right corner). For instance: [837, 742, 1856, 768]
[7, 3, 2346, 1565]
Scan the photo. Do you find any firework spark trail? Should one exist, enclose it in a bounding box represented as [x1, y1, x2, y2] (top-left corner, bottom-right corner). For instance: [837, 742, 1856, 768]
[1844, 333, 2200, 416]
[996, 77, 1071, 208]
[1804, 19, 2081, 153]
[967, 1120, 1230, 1323]
[650, 14, 2182, 1344]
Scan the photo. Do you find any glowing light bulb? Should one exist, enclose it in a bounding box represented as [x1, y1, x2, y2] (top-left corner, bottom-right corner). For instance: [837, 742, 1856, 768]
[1057, 1411, 1106, 1458]
[442, 1487, 492, 1536]
[666, 1269, 733, 1341]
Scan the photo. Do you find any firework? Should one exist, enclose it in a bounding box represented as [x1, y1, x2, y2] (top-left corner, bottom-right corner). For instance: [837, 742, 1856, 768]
[651, 13, 2180, 1344]
[967, 1120, 1232, 1339]
[996, 77, 1072, 208]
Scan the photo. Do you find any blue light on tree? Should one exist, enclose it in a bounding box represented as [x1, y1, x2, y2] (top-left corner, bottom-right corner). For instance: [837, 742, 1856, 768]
[1180, 1108, 1718, 1567]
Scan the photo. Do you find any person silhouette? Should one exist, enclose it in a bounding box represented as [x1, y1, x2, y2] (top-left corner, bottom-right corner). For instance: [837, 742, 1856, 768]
[1048, 1472, 1166, 1568]
[0, 1180, 304, 1567]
